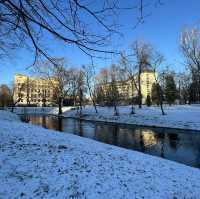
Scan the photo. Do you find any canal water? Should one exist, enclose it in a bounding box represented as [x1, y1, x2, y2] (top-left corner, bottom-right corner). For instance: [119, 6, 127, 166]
[22, 115, 200, 168]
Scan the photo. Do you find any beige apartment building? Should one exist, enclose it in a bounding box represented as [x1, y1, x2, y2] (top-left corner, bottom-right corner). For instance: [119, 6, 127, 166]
[14, 74, 58, 106]
[98, 70, 156, 104]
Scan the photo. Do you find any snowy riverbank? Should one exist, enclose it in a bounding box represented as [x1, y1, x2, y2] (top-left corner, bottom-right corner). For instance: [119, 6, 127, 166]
[11, 106, 73, 115]
[9, 104, 200, 131]
[1, 110, 200, 198]
[12, 105, 200, 131]
[60, 105, 200, 131]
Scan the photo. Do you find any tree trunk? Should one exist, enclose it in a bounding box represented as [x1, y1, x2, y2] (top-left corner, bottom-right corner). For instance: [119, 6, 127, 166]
[130, 81, 135, 114]
[113, 96, 119, 116]
[160, 100, 165, 115]
[92, 99, 98, 114]
[79, 88, 83, 116]
[138, 71, 142, 109]
[86, 74, 98, 114]
[113, 103, 118, 116]
[88, 86, 98, 114]
[11, 104, 14, 113]
[159, 89, 165, 115]
[11, 98, 21, 113]
[26, 77, 30, 106]
[58, 97, 63, 115]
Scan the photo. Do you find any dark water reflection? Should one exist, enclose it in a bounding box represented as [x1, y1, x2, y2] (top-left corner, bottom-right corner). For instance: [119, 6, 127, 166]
[25, 115, 200, 168]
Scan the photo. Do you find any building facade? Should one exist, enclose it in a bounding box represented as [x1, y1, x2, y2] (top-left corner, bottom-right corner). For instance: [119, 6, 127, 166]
[97, 70, 156, 104]
[14, 74, 58, 106]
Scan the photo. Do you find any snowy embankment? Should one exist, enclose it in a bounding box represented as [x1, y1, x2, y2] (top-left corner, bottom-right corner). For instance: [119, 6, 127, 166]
[11, 105, 200, 130]
[1, 111, 200, 198]
[63, 105, 200, 131]
[12, 106, 73, 115]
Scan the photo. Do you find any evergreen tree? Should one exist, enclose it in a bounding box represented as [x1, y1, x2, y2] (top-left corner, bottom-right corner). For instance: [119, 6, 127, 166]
[151, 83, 161, 105]
[164, 75, 177, 105]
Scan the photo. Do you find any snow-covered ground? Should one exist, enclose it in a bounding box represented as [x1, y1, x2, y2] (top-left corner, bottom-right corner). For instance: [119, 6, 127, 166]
[62, 105, 200, 131]
[0, 110, 20, 122]
[1, 110, 200, 198]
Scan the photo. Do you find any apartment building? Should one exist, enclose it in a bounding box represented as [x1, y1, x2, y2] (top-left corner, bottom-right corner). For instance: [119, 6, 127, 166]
[13, 74, 58, 106]
[97, 70, 156, 104]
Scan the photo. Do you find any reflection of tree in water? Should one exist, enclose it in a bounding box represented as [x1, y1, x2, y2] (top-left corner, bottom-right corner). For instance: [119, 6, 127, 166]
[94, 124, 120, 146]
[196, 145, 200, 168]
[21, 114, 30, 123]
[117, 128, 135, 149]
[57, 117, 63, 131]
[78, 119, 83, 137]
[42, 115, 47, 128]
[167, 133, 179, 150]
[94, 125, 109, 143]
[154, 129, 165, 158]
[191, 134, 200, 168]
[139, 129, 145, 152]
[112, 125, 118, 146]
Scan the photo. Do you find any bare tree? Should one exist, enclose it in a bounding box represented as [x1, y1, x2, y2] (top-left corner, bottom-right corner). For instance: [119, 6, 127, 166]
[76, 69, 86, 116]
[82, 64, 98, 113]
[34, 58, 72, 115]
[119, 52, 136, 114]
[153, 72, 165, 115]
[96, 66, 119, 113]
[25, 77, 35, 106]
[180, 28, 200, 102]
[69, 69, 79, 106]
[12, 76, 35, 107]
[41, 89, 47, 107]
[120, 41, 154, 110]
[131, 41, 155, 108]
[109, 64, 119, 116]
[126, 40, 166, 114]
[0, 0, 163, 64]
[151, 54, 166, 115]
[95, 68, 109, 106]
[176, 72, 191, 104]
[11, 81, 26, 112]
[120, 41, 166, 114]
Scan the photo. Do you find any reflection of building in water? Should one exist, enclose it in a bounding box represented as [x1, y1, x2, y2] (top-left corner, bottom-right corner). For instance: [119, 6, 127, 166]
[141, 130, 158, 147]
[95, 125, 117, 145]
[29, 116, 60, 131]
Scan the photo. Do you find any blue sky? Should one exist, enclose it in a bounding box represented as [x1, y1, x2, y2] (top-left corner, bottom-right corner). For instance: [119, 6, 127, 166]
[0, 0, 200, 85]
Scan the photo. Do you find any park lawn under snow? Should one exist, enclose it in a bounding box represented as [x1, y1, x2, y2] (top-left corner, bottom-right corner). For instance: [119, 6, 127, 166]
[1, 111, 200, 198]
[62, 105, 200, 131]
